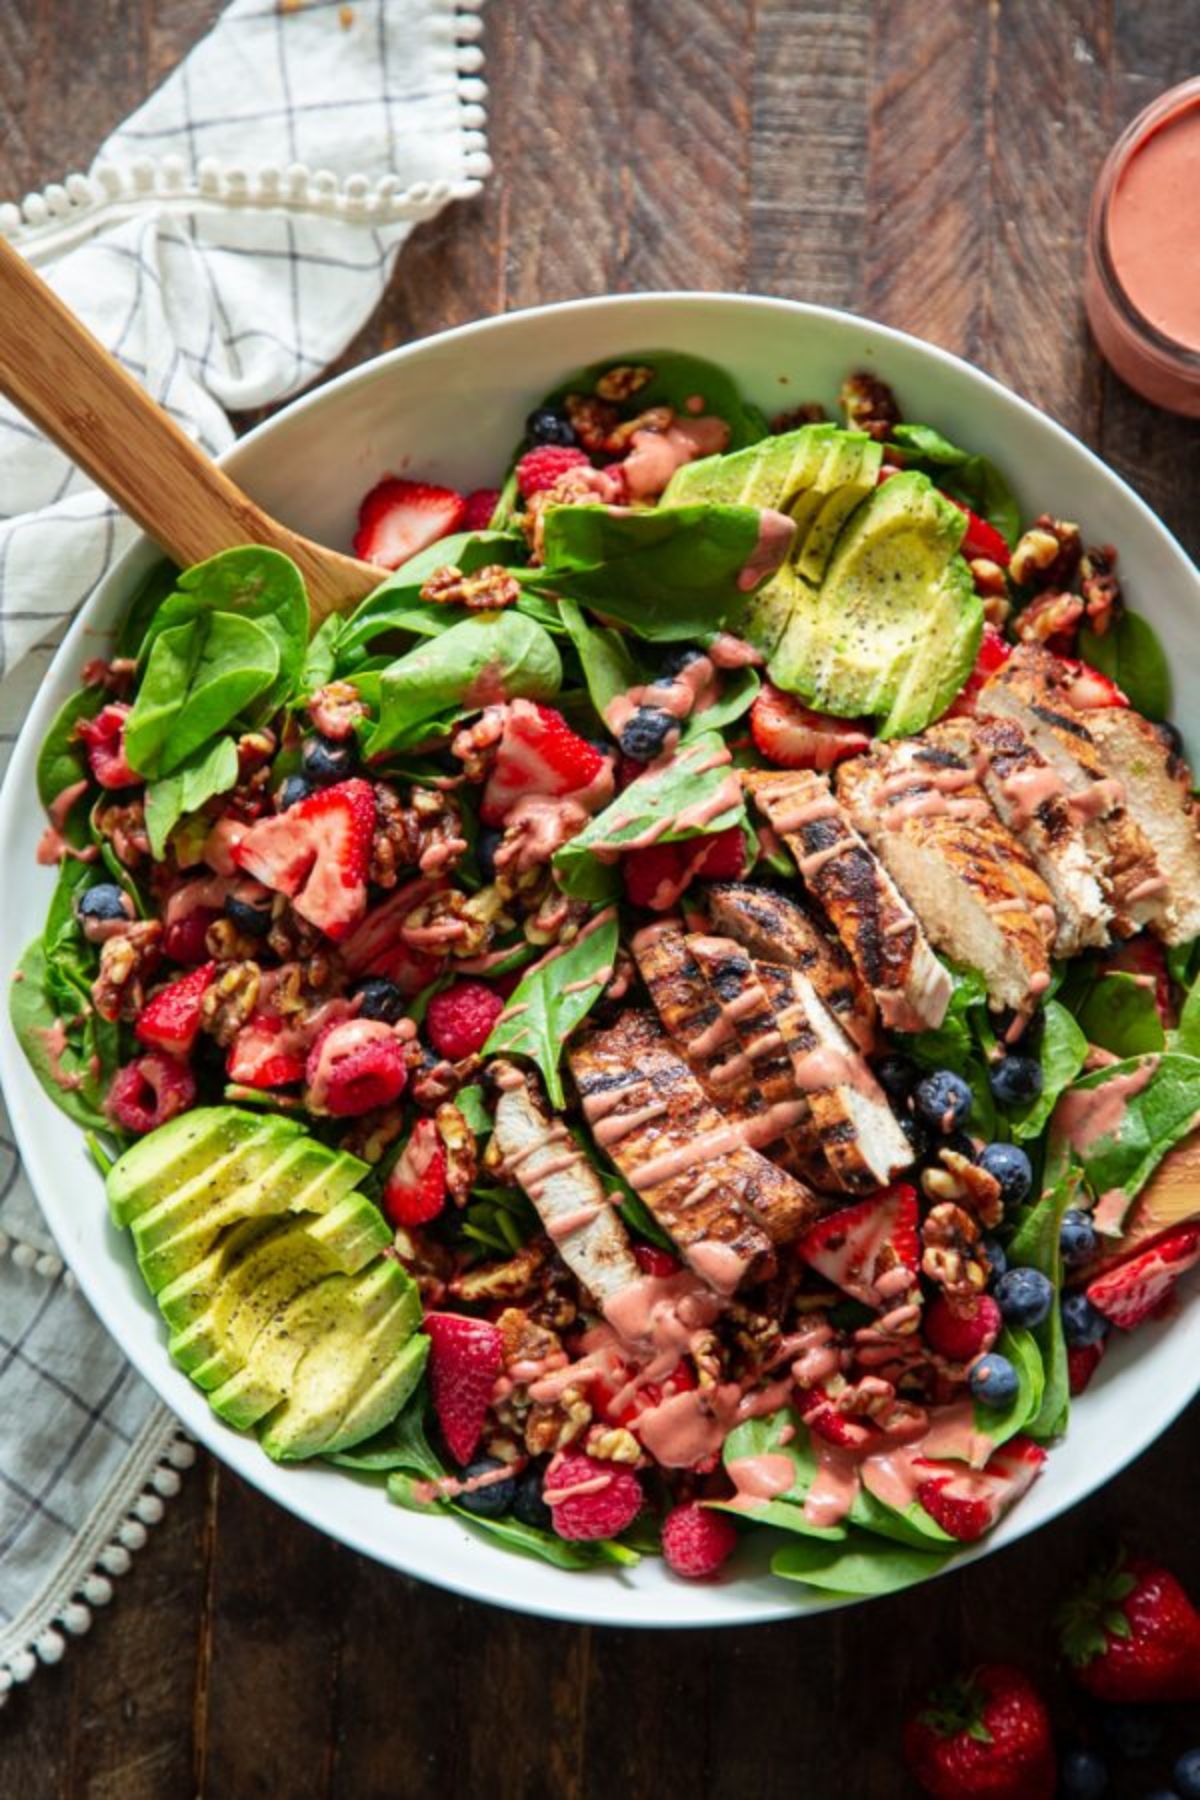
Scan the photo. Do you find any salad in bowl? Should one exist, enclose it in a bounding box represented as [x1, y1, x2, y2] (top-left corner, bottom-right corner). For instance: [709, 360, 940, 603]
[10, 341, 1200, 1601]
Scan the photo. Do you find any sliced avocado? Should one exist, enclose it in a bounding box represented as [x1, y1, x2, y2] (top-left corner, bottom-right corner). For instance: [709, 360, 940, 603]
[259, 1261, 422, 1462]
[771, 470, 982, 738]
[206, 1271, 357, 1431]
[315, 1332, 429, 1460]
[662, 421, 835, 511]
[794, 434, 882, 586]
[735, 559, 814, 659]
[107, 1107, 289, 1227]
[156, 1218, 281, 1332]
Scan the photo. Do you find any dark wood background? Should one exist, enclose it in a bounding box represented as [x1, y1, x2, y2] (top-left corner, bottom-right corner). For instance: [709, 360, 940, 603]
[2, 3, 1198, 1795]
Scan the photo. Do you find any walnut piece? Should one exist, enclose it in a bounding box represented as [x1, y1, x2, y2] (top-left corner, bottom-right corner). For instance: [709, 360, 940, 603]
[1010, 514, 1082, 590]
[435, 1100, 478, 1205]
[93, 798, 149, 868]
[1079, 543, 1122, 637]
[370, 783, 466, 888]
[594, 363, 655, 404]
[839, 371, 901, 441]
[772, 401, 828, 434]
[564, 392, 620, 451]
[921, 1201, 988, 1303]
[199, 960, 262, 1046]
[1013, 589, 1084, 647]
[419, 563, 521, 612]
[308, 680, 367, 741]
[91, 920, 162, 1022]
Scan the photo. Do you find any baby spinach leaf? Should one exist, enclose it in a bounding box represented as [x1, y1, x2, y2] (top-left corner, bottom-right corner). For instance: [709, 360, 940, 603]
[301, 612, 343, 693]
[483, 911, 619, 1108]
[1079, 610, 1170, 720]
[1048, 1052, 1200, 1233]
[36, 687, 104, 843]
[770, 1531, 953, 1596]
[143, 735, 240, 860]
[125, 612, 279, 778]
[971, 1326, 1045, 1450]
[715, 1412, 847, 1542]
[1172, 975, 1200, 1057]
[889, 423, 1020, 548]
[1009, 999, 1090, 1142]
[336, 531, 527, 664]
[454, 1083, 493, 1137]
[541, 350, 768, 449]
[115, 558, 179, 660]
[1167, 937, 1200, 994]
[330, 1382, 439, 1476]
[557, 596, 641, 721]
[524, 503, 777, 642]
[145, 547, 308, 713]
[366, 612, 562, 757]
[554, 732, 745, 899]
[9, 940, 111, 1132]
[515, 590, 570, 637]
[683, 665, 760, 739]
[449, 1510, 641, 1570]
[1076, 973, 1166, 1059]
[1009, 1169, 1081, 1440]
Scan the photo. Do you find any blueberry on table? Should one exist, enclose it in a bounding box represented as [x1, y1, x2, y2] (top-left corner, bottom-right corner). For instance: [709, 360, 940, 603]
[76, 882, 131, 923]
[1058, 1746, 1109, 1799]
[278, 773, 312, 809]
[989, 1054, 1044, 1107]
[968, 1352, 1019, 1408]
[353, 976, 406, 1024]
[1061, 1292, 1108, 1347]
[1060, 1207, 1098, 1267]
[913, 1069, 973, 1132]
[456, 1456, 518, 1518]
[525, 405, 577, 447]
[224, 891, 273, 937]
[1174, 1749, 1200, 1799]
[978, 1142, 1033, 1207]
[618, 706, 675, 761]
[301, 733, 356, 785]
[511, 1465, 553, 1531]
[994, 1266, 1054, 1328]
[874, 1053, 919, 1102]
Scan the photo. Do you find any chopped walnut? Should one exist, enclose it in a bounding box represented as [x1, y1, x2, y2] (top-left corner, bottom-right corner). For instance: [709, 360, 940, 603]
[338, 1105, 407, 1165]
[435, 1100, 477, 1205]
[308, 680, 367, 742]
[235, 728, 277, 777]
[494, 1305, 560, 1368]
[1079, 543, 1122, 636]
[419, 563, 521, 612]
[921, 1201, 988, 1303]
[772, 401, 828, 434]
[587, 1426, 641, 1464]
[387, 1231, 455, 1306]
[839, 371, 902, 441]
[594, 363, 655, 404]
[93, 798, 149, 868]
[1013, 589, 1084, 647]
[563, 391, 620, 451]
[199, 960, 262, 1046]
[519, 464, 627, 562]
[1009, 514, 1082, 589]
[369, 783, 466, 888]
[603, 404, 674, 453]
[91, 920, 163, 1022]
[450, 706, 507, 783]
[920, 1150, 1003, 1228]
[265, 905, 327, 965]
[204, 916, 264, 963]
[454, 1250, 548, 1308]
[402, 884, 510, 959]
[410, 1051, 477, 1112]
[524, 1393, 591, 1456]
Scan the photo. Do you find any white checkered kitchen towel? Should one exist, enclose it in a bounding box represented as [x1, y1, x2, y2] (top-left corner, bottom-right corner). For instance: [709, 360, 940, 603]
[0, 0, 488, 1698]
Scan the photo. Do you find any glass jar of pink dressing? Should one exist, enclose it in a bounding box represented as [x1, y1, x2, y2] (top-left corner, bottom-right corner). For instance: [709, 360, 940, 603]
[1085, 77, 1200, 416]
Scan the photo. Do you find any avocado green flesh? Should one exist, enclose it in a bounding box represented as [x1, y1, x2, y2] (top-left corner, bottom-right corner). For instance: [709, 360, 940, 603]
[794, 437, 883, 585]
[324, 1333, 430, 1460]
[662, 422, 835, 512]
[108, 1107, 289, 1227]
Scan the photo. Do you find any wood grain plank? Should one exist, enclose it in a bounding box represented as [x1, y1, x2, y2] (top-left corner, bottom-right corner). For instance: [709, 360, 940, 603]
[581, 1625, 711, 1798]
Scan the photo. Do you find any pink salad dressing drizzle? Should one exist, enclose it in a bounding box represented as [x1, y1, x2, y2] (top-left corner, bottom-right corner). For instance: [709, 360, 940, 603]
[1053, 1058, 1158, 1155]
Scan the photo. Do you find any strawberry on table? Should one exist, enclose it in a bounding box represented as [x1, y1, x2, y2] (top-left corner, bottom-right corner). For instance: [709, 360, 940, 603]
[480, 700, 609, 826]
[903, 1663, 1056, 1799]
[134, 961, 216, 1057]
[750, 682, 872, 770]
[233, 777, 375, 941]
[1058, 1552, 1200, 1703]
[353, 477, 467, 570]
[424, 1312, 504, 1466]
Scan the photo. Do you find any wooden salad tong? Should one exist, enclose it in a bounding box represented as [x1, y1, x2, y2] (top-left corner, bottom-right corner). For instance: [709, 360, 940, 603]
[0, 235, 381, 624]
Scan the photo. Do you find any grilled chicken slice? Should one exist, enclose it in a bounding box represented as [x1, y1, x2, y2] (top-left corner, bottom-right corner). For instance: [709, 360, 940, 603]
[702, 880, 878, 1053]
[979, 644, 1173, 937]
[570, 1011, 825, 1291]
[1084, 707, 1200, 945]
[631, 922, 838, 1200]
[490, 1065, 641, 1310]
[746, 769, 952, 1032]
[971, 713, 1112, 955]
[835, 726, 1056, 1014]
[752, 958, 913, 1193]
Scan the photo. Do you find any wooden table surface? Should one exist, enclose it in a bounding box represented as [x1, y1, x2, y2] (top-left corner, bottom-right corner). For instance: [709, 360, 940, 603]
[3, 3, 1199, 1795]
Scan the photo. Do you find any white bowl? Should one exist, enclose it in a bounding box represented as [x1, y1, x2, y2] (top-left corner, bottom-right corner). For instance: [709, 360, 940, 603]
[2, 294, 1198, 1628]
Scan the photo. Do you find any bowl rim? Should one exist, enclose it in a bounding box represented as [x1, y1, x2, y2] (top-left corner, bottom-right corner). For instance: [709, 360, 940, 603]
[1, 289, 1198, 1629]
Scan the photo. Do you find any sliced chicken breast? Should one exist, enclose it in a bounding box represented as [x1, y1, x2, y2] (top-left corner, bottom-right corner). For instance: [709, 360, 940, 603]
[746, 769, 952, 1033]
[490, 1066, 641, 1309]
[1085, 707, 1200, 945]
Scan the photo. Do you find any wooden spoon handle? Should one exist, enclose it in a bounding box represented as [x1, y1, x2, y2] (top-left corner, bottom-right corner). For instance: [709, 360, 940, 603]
[0, 236, 380, 622]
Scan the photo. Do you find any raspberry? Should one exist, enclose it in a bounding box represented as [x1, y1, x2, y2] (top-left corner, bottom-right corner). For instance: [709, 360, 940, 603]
[694, 825, 749, 880]
[77, 703, 138, 789]
[923, 1293, 1002, 1362]
[425, 980, 505, 1060]
[632, 1244, 681, 1278]
[425, 1312, 504, 1465]
[107, 1052, 196, 1135]
[462, 487, 501, 531]
[163, 906, 220, 966]
[515, 444, 589, 499]
[544, 1451, 643, 1541]
[304, 1018, 408, 1117]
[661, 1503, 739, 1579]
[383, 1119, 448, 1227]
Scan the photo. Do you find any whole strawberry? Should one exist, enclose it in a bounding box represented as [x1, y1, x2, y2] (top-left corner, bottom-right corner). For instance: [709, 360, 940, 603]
[1058, 1552, 1200, 1704]
[903, 1664, 1055, 1799]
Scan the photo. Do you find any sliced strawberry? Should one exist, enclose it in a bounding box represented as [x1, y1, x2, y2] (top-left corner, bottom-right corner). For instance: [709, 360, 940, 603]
[631, 1244, 681, 1278]
[134, 962, 216, 1057]
[750, 683, 872, 771]
[462, 487, 501, 531]
[383, 1119, 448, 1226]
[943, 495, 1012, 566]
[1085, 1223, 1200, 1330]
[233, 777, 375, 941]
[339, 877, 448, 980]
[424, 1311, 504, 1465]
[694, 824, 749, 880]
[77, 703, 138, 789]
[945, 625, 1013, 720]
[304, 1017, 408, 1117]
[623, 839, 709, 911]
[1057, 656, 1130, 710]
[352, 477, 466, 570]
[226, 1012, 308, 1089]
[915, 1435, 1046, 1542]
[592, 1357, 697, 1432]
[544, 1451, 643, 1541]
[480, 700, 608, 827]
[1067, 1340, 1105, 1395]
[1101, 933, 1172, 1026]
[923, 1293, 1002, 1362]
[797, 1387, 879, 1450]
[795, 1183, 920, 1310]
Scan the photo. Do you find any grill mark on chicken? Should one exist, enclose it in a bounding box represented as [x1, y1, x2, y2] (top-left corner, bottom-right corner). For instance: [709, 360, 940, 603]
[1030, 700, 1093, 740]
[1086, 707, 1200, 945]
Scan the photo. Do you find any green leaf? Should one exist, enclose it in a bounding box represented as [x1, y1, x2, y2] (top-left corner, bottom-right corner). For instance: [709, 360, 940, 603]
[336, 531, 527, 664]
[1009, 999, 1090, 1141]
[682, 665, 760, 738]
[1048, 1052, 1200, 1233]
[483, 912, 619, 1107]
[449, 1509, 641, 1571]
[1167, 937, 1200, 994]
[542, 350, 768, 450]
[1171, 973, 1200, 1057]
[971, 1327, 1045, 1450]
[365, 612, 562, 757]
[35, 687, 104, 845]
[554, 732, 744, 898]
[1079, 610, 1170, 720]
[124, 612, 279, 778]
[144, 547, 308, 714]
[9, 940, 112, 1131]
[770, 1531, 953, 1596]
[454, 1083, 492, 1137]
[1009, 1170, 1079, 1438]
[114, 558, 179, 659]
[300, 612, 343, 693]
[329, 1384, 440, 1476]
[557, 596, 641, 720]
[143, 735, 240, 860]
[1076, 973, 1166, 1060]
[890, 424, 1021, 548]
[525, 503, 775, 642]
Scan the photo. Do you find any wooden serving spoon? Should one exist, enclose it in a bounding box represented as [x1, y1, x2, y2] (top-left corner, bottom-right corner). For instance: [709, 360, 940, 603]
[0, 236, 382, 624]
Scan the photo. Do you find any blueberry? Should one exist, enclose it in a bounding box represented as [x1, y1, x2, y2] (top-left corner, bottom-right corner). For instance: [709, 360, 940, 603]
[301, 734, 356, 786]
[476, 826, 502, 884]
[874, 1054, 919, 1102]
[978, 1142, 1033, 1207]
[618, 706, 675, 761]
[353, 976, 406, 1024]
[913, 1069, 973, 1133]
[655, 645, 705, 683]
[279, 773, 312, 809]
[1061, 1207, 1098, 1267]
[980, 1235, 1008, 1282]
[1062, 1291, 1108, 1347]
[1100, 1704, 1164, 1760]
[1059, 1747, 1109, 1799]
[968, 1352, 1020, 1409]
[525, 405, 577, 447]
[1174, 1749, 1200, 1799]
[942, 1129, 978, 1163]
[994, 1266, 1054, 1328]
[76, 882, 130, 923]
[989, 1053, 1044, 1107]
[224, 891, 273, 937]
[456, 1456, 518, 1518]
[511, 1465, 552, 1531]
[898, 1111, 933, 1158]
